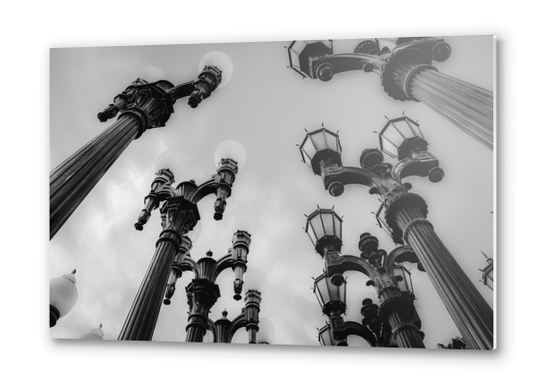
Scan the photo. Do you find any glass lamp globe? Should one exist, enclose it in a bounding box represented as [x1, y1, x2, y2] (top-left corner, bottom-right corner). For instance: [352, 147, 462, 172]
[214, 140, 247, 169]
[198, 51, 233, 90]
[187, 220, 202, 243]
[256, 317, 274, 344]
[135, 65, 165, 83]
[227, 208, 257, 235]
[79, 323, 105, 340]
[50, 270, 79, 321]
[243, 267, 267, 294]
[155, 150, 186, 178]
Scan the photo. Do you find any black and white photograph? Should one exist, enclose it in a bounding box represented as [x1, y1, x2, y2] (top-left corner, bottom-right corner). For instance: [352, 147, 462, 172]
[49, 36, 494, 349]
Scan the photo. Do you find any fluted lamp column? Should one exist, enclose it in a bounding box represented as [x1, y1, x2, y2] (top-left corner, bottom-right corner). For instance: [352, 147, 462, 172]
[287, 38, 493, 150]
[50, 52, 234, 239]
[50, 269, 79, 328]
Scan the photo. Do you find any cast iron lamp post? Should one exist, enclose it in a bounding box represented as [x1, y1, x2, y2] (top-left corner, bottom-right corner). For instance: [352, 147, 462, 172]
[207, 268, 273, 344]
[118, 141, 245, 341]
[287, 38, 493, 150]
[50, 269, 79, 328]
[50, 51, 234, 239]
[307, 208, 425, 348]
[298, 116, 493, 350]
[160, 210, 258, 343]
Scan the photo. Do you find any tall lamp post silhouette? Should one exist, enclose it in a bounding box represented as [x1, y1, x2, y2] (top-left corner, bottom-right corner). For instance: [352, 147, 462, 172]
[306, 208, 425, 348]
[118, 140, 246, 341]
[50, 51, 234, 239]
[298, 116, 493, 350]
[287, 38, 493, 150]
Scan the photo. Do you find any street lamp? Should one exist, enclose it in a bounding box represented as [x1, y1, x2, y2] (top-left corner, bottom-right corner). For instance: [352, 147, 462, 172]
[287, 38, 493, 150]
[50, 51, 234, 239]
[118, 142, 245, 341]
[50, 269, 79, 328]
[307, 207, 425, 348]
[298, 117, 493, 350]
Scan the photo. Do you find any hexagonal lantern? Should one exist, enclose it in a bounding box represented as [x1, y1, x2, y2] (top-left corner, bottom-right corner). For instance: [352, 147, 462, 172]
[313, 273, 346, 316]
[305, 207, 343, 256]
[318, 323, 347, 346]
[378, 116, 428, 161]
[299, 127, 342, 175]
[287, 40, 333, 79]
[394, 264, 414, 295]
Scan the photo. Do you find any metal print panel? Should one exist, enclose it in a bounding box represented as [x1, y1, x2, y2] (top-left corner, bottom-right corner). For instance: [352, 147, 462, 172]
[50, 35, 495, 349]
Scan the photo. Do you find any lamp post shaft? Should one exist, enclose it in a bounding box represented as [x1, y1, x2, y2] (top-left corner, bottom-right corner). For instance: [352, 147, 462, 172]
[186, 323, 207, 342]
[50, 115, 140, 239]
[392, 203, 493, 350]
[378, 288, 425, 348]
[185, 288, 218, 342]
[406, 68, 493, 149]
[118, 199, 195, 341]
[387, 309, 424, 348]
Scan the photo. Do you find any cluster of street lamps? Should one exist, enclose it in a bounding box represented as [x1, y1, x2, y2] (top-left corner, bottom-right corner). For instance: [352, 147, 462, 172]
[50, 51, 233, 240]
[50, 37, 493, 349]
[306, 211, 425, 348]
[298, 115, 493, 350]
[51, 132, 272, 343]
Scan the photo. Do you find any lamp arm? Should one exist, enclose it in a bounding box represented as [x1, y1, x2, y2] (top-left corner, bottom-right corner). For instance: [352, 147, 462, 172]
[179, 255, 198, 278]
[330, 255, 379, 281]
[134, 172, 175, 231]
[167, 81, 196, 103]
[206, 318, 217, 343]
[188, 160, 238, 221]
[213, 252, 235, 280]
[384, 245, 419, 274]
[322, 165, 383, 194]
[228, 312, 248, 343]
[97, 81, 142, 122]
[178, 175, 235, 222]
[391, 151, 442, 183]
[344, 321, 378, 347]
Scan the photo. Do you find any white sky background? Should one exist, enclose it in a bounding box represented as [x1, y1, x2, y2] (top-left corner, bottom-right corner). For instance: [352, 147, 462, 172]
[49, 36, 493, 348]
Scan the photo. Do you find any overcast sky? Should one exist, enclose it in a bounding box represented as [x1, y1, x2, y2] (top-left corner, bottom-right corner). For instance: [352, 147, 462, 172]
[50, 35, 494, 348]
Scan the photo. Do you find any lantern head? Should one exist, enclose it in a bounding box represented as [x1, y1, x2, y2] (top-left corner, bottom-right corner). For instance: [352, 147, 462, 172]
[305, 207, 343, 256]
[299, 127, 342, 175]
[287, 40, 333, 79]
[379, 116, 428, 160]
